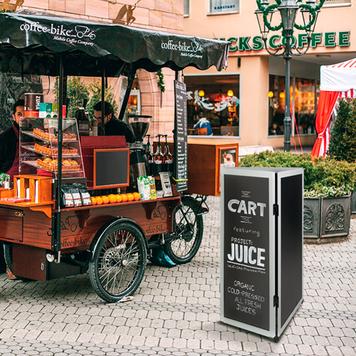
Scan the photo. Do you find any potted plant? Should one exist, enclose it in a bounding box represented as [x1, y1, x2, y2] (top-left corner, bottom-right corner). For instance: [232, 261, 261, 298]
[240, 152, 356, 242]
[328, 99, 356, 214]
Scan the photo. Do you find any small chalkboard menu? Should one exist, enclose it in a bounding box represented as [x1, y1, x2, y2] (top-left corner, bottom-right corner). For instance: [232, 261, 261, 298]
[94, 148, 129, 189]
[174, 80, 188, 192]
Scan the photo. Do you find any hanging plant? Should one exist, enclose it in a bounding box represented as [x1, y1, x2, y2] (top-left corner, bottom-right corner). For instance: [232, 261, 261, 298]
[156, 69, 165, 93]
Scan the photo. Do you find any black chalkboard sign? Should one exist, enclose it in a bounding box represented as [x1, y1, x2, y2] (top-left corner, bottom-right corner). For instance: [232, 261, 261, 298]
[223, 174, 270, 331]
[221, 167, 304, 340]
[94, 148, 129, 188]
[174, 80, 188, 192]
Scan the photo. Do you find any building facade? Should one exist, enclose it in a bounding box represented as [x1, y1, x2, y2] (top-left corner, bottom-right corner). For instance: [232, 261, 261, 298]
[11, 0, 185, 138]
[183, 0, 356, 148]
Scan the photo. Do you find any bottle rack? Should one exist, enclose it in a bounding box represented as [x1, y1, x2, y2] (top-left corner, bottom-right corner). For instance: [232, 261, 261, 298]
[19, 118, 85, 179]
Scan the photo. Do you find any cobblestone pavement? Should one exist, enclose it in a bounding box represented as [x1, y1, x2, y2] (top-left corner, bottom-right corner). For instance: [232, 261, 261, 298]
[0, 197, 355, 355]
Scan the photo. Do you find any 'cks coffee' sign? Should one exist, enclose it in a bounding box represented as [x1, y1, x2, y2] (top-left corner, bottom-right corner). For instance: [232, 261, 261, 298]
[222, 174, 270, 331]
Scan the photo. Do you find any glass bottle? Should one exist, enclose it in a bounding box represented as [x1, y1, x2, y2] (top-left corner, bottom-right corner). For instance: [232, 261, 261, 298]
[153, 134, 164, 175]
[164, 135, 173, 175]
[145, 135, 154, 176]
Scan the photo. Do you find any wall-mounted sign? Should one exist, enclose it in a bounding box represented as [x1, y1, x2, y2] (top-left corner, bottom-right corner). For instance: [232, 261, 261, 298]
[225, 31, 351, 53]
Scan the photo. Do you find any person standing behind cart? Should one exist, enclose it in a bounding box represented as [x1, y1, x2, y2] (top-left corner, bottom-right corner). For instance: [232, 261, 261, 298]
[0, 99, 24, 178]
[0, 99, 24, 280]
[93, 101, 135, 143]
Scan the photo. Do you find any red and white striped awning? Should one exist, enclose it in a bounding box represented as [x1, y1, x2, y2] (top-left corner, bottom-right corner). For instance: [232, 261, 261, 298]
[339, 88, 356, 98]
[312, 58, 356, 158]
[320, 58, 356, 93]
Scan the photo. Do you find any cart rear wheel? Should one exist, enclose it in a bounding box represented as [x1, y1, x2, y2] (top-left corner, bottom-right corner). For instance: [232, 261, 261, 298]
[164, 196, 203, 264]
[89, 220, 147, 303]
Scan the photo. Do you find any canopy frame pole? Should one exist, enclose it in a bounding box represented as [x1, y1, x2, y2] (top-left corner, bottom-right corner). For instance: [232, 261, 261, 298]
[173, 70, 179, 179]
[53, 55, 65, 253]
[118, 67, 136, 122]
[101, 66, 106, 135]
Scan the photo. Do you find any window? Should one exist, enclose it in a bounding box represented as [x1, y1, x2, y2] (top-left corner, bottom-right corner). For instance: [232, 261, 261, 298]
[209, 0, 239, 14]
[185, 75, 240, 137]
[184, 0, 190, 16]
[268, 75, 319, 136]
[325, 0, 351, 7]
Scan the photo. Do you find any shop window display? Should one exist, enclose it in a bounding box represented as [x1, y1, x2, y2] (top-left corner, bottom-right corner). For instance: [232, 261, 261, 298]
[185, 75, 240, 137]
[268, 75, 319, 136]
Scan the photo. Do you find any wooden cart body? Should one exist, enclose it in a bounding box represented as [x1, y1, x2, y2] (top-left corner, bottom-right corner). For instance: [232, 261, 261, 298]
[0, 197, 180, 281]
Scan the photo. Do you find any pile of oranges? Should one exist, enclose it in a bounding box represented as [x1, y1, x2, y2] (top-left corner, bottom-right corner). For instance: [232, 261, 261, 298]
[90, 192, 141, 206]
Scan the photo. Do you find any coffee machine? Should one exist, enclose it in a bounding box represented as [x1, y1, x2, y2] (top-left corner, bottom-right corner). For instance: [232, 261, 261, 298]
[128, 114, 151, 189]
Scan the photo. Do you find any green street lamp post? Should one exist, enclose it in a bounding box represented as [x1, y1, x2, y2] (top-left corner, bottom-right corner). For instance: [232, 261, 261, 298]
[255, 0, 325, 151]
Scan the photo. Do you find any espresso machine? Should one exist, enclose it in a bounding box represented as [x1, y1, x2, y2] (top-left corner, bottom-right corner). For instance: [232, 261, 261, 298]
[128, 114, 151, 189]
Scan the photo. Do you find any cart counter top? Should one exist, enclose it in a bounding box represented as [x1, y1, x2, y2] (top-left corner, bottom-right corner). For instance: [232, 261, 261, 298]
[187, 137, 240, 146]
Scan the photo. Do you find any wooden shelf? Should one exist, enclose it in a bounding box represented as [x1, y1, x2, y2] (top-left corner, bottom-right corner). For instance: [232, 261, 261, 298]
[22, 160, 83, 174]
[61, 195, 181, 212]
[22, 131, 78, 144]
[21, 145, 80, 158]
[0, 200, 54, 208]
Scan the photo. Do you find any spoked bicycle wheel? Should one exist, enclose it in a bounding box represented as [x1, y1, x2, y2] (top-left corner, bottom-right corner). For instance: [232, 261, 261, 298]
[89, 220, 147, 303]
[164, 196, 203, 265]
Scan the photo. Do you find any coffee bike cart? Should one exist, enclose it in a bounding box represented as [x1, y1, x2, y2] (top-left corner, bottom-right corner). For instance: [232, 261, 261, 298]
[0, 12, 228, 302]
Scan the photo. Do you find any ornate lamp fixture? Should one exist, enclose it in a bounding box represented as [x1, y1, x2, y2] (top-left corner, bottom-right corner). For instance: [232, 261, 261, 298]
[0, 0, 24, 12]
[255, 0, 325, 151]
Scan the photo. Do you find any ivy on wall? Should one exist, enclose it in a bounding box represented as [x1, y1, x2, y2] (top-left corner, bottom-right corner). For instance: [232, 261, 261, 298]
[156, 70, 165, 93]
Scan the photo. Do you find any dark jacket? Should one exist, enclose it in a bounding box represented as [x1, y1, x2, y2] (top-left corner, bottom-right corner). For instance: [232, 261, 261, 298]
[104, 118, 135, 143]
[0, 123, 18, 173]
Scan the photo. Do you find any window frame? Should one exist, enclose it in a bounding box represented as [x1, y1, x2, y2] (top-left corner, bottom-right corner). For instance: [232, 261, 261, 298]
[267, 74, 319, 138]
[207, 0, 240, 15]
[184, 73, 241, 138]
[324, 0, 351, 8]
[184, 0, 190, 17]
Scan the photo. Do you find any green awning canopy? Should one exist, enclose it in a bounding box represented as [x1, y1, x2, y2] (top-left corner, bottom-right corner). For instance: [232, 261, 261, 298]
[0, 12, 229, 76]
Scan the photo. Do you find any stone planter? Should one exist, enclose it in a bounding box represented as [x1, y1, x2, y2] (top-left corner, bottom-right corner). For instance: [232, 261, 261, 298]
[304, 195, 351, 242]
[352, 190, 356, 214]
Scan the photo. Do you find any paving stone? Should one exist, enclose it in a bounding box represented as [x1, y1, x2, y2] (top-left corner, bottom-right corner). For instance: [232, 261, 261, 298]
[0, 199, 354, 356]
[325, 345, 343, 356]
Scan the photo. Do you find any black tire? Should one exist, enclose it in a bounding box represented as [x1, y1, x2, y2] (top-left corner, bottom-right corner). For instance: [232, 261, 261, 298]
[89, 220, 147, 303]
[164, 196, 204, 264]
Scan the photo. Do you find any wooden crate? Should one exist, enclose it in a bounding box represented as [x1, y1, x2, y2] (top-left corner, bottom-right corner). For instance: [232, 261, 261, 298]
[14, 175, 52, 203]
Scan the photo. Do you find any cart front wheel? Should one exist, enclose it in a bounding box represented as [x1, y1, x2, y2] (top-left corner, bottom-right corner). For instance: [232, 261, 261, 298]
[164, 196, 204, 264]
[89, 220, 147, 303]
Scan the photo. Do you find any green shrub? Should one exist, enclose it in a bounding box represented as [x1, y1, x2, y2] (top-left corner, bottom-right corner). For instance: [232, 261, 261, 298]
[240, 151, 356, 198]
[66, 77, 89, 119]
[86, 81, 118, 119]
[54, 77, 118, 121]
[329, 99, 356, 163]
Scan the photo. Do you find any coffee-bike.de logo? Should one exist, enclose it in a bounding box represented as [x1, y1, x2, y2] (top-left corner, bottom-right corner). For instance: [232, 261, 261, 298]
[20, 21, 96, 46]
[161, 39, 204, 58]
